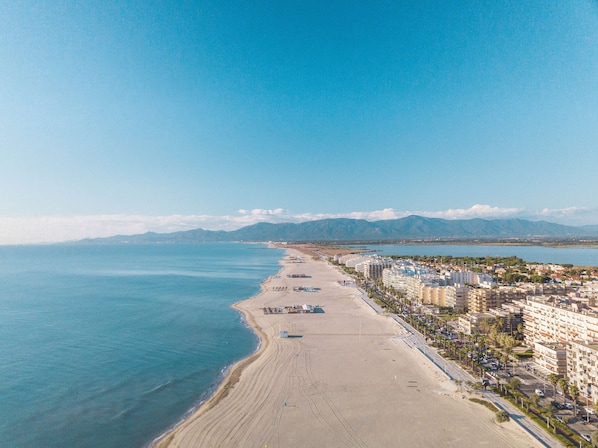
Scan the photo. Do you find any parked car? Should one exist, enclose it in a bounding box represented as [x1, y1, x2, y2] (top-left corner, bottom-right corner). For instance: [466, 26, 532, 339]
[581, 433, 591, 442]
[535, 389, 545, 397]
[585, 407, 596, 415]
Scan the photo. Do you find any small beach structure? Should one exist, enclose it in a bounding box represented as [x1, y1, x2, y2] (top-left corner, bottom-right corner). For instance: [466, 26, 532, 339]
[293, 286, 320, 292]
[262, 306, 284, 314]
[280, 330, 289, 338]
[286, 304, 315, 314]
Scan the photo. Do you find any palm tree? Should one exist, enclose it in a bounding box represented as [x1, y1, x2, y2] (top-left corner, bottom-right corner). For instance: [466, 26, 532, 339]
[502, 352, 510, 374]
[541, 404, 556, 433]
[548, 373, 559, 399]
[504, 346, 513, 374]
[530, 392, 541, 410]
[509, 377, 522, 394]
[569, 384, 580, 417]
[558, 377, 568, 405]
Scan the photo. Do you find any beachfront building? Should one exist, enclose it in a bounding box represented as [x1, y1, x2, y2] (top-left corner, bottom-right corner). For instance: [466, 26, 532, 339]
[467, 286, 525, 314]
[404, 274, 447, 304]
[342, 255, 372, 269]
[382, 260, 430, 292]
[362, 258, 393, 280]
[566, 340, 598, 403]
[533, 342, 568, 376]
[421, 283, 449, 308]
[519, 296, 598, 346]
[383, 263, 494, 311]
[444, 284, 470, 311]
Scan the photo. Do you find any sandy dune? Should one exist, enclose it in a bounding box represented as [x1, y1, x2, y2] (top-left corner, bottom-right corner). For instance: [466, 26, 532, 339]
[157, 249, 541, 447]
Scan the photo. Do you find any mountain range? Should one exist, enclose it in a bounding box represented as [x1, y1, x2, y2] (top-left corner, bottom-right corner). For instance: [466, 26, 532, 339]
[79, 216, 598, 244]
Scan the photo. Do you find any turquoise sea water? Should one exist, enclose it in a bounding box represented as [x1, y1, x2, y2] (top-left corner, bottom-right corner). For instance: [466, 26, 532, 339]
[0, 243, 284, 448]
[366, 244, 598, 266]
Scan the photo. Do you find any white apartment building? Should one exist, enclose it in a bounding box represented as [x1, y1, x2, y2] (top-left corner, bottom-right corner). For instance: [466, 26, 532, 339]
[362, 258, 393, 280]
[533, 342, 567, 376]
[520, 296, 598, 346]
[345, 256, 371, 269]
[567, 340, 598, 403]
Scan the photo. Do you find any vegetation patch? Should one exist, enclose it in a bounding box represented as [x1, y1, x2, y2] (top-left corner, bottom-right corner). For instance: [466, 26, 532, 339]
[469, 398, 499, 413]
[495, 410, 510, 423]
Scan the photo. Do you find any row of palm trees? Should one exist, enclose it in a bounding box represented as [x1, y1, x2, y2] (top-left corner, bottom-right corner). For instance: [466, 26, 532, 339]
[546, 373, 588, 418]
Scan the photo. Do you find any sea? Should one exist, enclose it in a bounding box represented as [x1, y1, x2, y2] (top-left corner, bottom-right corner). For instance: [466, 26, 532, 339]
[0, 242, 284, 448]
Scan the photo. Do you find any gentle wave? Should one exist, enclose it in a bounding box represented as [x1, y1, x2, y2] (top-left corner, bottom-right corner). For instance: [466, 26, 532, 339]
[0, 242, 284, 448]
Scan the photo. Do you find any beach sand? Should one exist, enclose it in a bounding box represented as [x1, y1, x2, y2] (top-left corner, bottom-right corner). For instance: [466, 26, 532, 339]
[156, 249, 541, 447]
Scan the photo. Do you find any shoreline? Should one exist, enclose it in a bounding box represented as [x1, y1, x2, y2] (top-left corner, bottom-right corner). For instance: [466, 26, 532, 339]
[156, 248, 543, 448]
[153, 254, 283, 448]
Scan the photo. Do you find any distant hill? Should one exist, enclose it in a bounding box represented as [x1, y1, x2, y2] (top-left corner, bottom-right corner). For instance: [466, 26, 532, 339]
[79, 215, 598, 244]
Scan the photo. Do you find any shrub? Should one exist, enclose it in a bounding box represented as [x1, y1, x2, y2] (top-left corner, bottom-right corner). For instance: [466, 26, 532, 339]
[495, 410, 510, 423]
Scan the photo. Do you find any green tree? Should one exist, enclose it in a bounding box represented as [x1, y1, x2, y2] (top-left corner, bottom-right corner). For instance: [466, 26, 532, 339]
[508, 377, 522, 393]
[548, 373, 559, 398]
[558, 377, 569, 405]
[569, 384, 580, 417]
[502, 352, 510, 374]
[541, 404, 556, 433]
[530, 392, 541, 410]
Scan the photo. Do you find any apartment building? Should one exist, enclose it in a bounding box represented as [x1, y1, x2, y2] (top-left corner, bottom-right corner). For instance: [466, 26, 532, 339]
[533, 342, 567, 376]
[467, 286, 525, 314]
[362, 258, 393, 280]
[566, 340, 598, 403]
[519, 296, 598, 345]
[444, 284, 469, 311]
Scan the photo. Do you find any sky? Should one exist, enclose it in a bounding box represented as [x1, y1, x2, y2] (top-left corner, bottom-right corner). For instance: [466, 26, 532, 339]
[1, 1, 597, 244]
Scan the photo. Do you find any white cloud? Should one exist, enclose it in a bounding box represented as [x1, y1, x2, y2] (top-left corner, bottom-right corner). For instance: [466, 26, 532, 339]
[418, 204, 525, 220]
[1, 204, 597, 245]
[538, 207, 598, 225]
[540, 206, 595, 218]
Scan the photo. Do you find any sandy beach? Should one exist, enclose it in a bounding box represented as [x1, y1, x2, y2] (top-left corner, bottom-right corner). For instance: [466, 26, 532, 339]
[156, 248, 542, 448]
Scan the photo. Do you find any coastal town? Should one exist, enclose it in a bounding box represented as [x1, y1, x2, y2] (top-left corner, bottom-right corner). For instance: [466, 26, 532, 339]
[325, 249, 598, 446]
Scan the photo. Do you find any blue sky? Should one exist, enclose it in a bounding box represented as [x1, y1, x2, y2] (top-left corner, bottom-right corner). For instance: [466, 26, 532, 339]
[1, 1, 597, 243]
